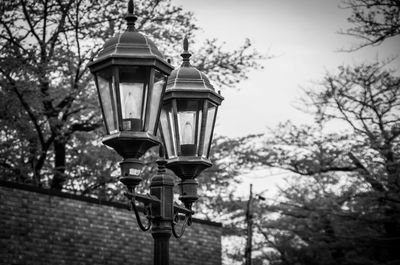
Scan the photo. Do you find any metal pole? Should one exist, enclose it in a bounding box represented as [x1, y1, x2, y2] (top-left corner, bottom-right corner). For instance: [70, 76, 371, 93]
[150, 158, 174, 265]
[245, 184, 253, 265]
[152, 226, 171, 265]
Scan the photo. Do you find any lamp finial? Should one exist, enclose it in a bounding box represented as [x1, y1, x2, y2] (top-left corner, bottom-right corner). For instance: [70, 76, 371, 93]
[125, 0, 137, 31]
[183, 35, 189, 52]
[181, 35, 191, 66]
[128, 0, 134, 14]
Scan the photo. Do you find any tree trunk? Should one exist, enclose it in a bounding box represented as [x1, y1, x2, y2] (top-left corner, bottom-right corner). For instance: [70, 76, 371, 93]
[51, 138, 66, 190]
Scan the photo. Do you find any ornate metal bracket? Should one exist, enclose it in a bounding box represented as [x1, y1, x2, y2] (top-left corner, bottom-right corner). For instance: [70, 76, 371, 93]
[124, 191, 161, 231]
[124, 190, 194, 238]
[171, 202, 193, 238]
[121, 144, 199, 238]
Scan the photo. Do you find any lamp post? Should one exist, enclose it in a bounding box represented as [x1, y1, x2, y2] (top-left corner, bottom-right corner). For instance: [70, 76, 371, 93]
[88, 1, 223, 265]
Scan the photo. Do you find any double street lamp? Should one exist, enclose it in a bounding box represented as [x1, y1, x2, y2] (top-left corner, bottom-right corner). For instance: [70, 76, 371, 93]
[88, 1, 223, 264]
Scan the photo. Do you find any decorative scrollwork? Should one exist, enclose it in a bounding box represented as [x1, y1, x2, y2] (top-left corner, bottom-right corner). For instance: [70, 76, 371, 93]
[127, 194, 152, 231]
[171, 210, 192, 238]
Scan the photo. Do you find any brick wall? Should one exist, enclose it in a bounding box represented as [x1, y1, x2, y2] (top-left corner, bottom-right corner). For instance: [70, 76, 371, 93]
[0, 181, 222, 265]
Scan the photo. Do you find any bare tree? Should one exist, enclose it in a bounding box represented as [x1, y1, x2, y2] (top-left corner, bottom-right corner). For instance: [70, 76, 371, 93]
[341, 0, 400, 50]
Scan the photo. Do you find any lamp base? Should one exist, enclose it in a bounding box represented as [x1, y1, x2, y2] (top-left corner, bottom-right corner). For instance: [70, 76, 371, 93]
[178, 178, 198, 209]
[119, 158, 145, 190]
[103, 131, 160, 158]
[165, 157, 212, 180]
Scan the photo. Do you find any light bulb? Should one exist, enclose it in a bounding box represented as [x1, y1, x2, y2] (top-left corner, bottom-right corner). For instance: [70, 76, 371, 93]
[182, 121, 193, 144]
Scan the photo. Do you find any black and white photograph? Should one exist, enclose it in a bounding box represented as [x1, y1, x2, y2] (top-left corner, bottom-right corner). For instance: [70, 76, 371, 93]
[0, 0, 399, 264]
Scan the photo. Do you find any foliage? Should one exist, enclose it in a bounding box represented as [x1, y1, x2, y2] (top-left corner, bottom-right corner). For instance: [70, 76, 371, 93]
[248, 63, 400, 264]
[195, 136, 243, 219]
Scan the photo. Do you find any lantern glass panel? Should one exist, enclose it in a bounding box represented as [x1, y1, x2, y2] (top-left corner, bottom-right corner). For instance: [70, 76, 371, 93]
[177, 100, 202, 156]
[147, 70, 166, 135]
[201, 101, 217, 158]
[160, 101, 177, 158]
[96, 68, 118, 134]
[119, 67, 148, 131]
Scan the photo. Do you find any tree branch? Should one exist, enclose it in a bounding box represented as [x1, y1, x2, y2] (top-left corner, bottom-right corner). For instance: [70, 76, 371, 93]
[20, 0, 43, 44]
[0, 69, 45, 147]
[348, 152, 386, 192]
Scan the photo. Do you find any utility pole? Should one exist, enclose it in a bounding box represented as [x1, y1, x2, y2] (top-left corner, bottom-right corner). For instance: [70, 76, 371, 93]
[245, 184, 253, 265]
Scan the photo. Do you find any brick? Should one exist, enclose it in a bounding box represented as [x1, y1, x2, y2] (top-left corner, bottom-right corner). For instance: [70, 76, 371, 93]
[0, 183, 222, 265]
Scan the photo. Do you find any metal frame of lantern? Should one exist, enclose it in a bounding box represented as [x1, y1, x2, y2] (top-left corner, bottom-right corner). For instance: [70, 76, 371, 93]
[159, 37, 224, 212]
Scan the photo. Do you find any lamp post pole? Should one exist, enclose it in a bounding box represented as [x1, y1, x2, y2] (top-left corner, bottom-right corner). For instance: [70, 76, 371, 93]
[153, 231, 171, 265]
[150, 155, 174, 265]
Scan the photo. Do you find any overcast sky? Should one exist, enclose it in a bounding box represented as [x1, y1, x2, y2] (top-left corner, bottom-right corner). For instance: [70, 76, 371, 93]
[171, 0, 400, 138]
[168, 0, 400, 197]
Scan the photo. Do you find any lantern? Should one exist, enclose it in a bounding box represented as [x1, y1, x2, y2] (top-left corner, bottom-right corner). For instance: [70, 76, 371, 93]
[88, 1, 173, 189]
[158, 36, 223, 208]
[88, 2, 173, 160]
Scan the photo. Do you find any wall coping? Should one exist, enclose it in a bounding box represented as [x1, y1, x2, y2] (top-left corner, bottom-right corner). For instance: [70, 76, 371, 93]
[0, 180, 222, 228]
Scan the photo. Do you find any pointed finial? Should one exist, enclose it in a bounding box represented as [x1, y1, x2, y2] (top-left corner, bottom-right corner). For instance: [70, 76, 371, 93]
[183, 35, 189, 52]
[156, 144, 167, 173]
[181, 35, 191, 66]
[128, 0, 134, 14]
[125, 0, 137, 32]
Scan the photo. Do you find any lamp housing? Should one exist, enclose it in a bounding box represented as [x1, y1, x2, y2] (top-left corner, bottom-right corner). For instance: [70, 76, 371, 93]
[158, 37, 223, 208]
[88, 10, 173, 160]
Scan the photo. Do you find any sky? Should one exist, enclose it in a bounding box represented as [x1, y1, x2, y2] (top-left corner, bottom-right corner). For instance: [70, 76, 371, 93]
[171, 0, 400, 138]
[170, 0, 400, 197]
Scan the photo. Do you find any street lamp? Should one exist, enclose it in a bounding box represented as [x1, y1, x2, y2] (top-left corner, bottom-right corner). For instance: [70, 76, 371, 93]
[159, 36, 223, 211]
[88, 1, 223, 265]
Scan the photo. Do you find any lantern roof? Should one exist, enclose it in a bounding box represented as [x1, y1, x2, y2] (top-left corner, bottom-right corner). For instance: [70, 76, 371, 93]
[97, 31, 164, 60]
[164, 36, 224, 105]
[88, 0, 173, 74]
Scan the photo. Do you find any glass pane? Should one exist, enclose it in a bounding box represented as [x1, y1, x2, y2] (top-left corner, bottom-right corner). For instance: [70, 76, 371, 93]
[196, 107, 202, 154]
[177, 100, 201, 156]
[147, 70, 166, 135]
[119, 67, 147, 131]
[96, 69, 118, 134]
[202, 102, 216, 158]
[159, 102, 177, 158]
